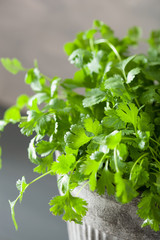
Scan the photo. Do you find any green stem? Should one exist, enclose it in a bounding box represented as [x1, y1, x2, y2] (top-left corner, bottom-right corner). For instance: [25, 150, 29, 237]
[40, 73, 53, 82]
[28, 170, 53, 186]
[149, 146, 159, 157]
[89, 38, 94, 52]
[150, 137, 160, 147]
[95, 39, 121, 61]
[114, 147, 119, 172]
[75, 181, 89, 197]
[129, 152, 149, 180]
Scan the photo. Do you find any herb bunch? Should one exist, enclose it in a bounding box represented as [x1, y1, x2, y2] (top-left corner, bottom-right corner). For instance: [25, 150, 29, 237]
[1, 20, 160, 232]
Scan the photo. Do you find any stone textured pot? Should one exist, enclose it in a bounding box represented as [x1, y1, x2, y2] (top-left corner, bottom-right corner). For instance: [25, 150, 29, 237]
[55, 152, 160, 240]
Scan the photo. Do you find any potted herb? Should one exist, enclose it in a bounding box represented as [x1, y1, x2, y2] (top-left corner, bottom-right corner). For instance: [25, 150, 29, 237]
[1, 20, 160, 239]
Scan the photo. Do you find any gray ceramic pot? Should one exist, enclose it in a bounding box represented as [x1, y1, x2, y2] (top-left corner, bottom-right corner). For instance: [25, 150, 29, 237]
[67, 185, 160, 240]
[55, 152, 160, 240]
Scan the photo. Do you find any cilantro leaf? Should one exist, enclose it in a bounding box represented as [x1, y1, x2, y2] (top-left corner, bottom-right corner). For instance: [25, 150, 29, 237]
[49, 192, 88, 224]
[4, 106, 21, 124]
[33, 154, 54, 174]
[16, 176, 28, 202]
[105, 130, 122, 149]
[82, 89, 106, 108]
[138, 191, 160, 231]
[104, 74, 130, 100]
[117, 103, 139, 130]
[64, 124, 92, 149]
[83, 117, 102, 136]
[97, 161, 115, 195]
[80, 152, 105, 191]
[36, 140, 56, 157]
[52, 153, 76, 175]
[126, 67, 140, 84]
[102, 109, 125, 130]
[115, 172, 138, 203]
[130, 164, 149, 189]
[1, 58, 24, 74]
[68, 49, 93, 68]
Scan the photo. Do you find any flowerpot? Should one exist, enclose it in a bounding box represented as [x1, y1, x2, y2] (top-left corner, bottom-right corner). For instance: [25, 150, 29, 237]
[55, 152, 160, 240]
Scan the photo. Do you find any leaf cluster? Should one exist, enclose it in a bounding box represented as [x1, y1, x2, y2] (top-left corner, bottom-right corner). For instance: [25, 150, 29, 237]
[1, 20, 160, 232]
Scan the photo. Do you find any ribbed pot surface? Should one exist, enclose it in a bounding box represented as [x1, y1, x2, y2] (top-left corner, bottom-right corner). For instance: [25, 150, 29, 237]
[67, 222, 118, 240]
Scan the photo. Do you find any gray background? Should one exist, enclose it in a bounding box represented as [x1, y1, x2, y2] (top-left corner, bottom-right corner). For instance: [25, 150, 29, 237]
[0, 0, 160, 239]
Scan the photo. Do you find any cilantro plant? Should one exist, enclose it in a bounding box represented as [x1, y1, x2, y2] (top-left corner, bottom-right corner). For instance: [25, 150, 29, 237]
[1, 20, 160, 232]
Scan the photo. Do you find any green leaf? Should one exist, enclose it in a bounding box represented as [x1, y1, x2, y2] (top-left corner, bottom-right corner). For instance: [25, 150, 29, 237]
[115, 172, 138, 203]
[97, 162, 115, 195]
[104, 74, 130, 100]
[130, 165, 149, 189]
[106, 130, 122, 149]
[64, 124, 92, 149]
[93, 20, 114, 39]
[49, 192, 88, 224]
[136, 130, 150, 150]
[34, 154, 54, 174]
[102, 109, 125, 130]
[20, 111, 56, 136]
[127, 26, 142, 43]
[138, 191, 160, 231]
[19, 119, 35, 136]
[52, 153, 76, 175]
[117, 143, 128, 161]
[84, 29, 97, 39]
[16, 94, 29, 109]
[117, 103, 139, 130]
[4, 106, 21, 123]
[49, 99, 66, 110]
[140, 86, 160, 104]
[1, 58, 24, 74]
[36, 140, 56, 157]
[16, 176, 28, 202]
[126, 67, 140, 84]
[80, 152, 104, 191]
[69, 49, 92, 68]
[57, 175, 70, 194]
[138, 112, 155, 134]
[148, 30, 160, 48]
[28, 137, 39, 164]
[83, 117, 102, 136]
[87, 52, 102, 74]
[50, 77, 61, 97]
[118, 55, 136, 73]
[29, 93, 49, 106]
[25, 68, 45, 91]
[83, 89, 106, 108]
[64, 42, 76, 55]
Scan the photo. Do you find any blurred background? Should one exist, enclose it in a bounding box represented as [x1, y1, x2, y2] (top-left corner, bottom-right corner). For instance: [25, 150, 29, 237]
[0, 0, 160, 239]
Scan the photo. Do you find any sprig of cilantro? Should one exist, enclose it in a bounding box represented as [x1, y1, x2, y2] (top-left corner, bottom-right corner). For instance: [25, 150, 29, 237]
[1, 20, 160, 232]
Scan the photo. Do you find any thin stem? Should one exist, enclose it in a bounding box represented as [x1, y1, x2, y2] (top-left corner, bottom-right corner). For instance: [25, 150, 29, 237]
[150, 137, 160, 147]
[95, 39, 122, 61]
[129, 152, 149, 180]
[28, 169, 53, 186]
[75, 181, 89, 197]
[89, 38, 94, 52]
[41, 73, 52, 82]
[114, 147, 119, 172]
[149, 146, 159, 157]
